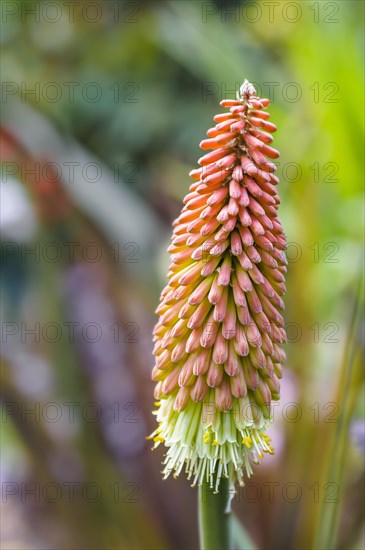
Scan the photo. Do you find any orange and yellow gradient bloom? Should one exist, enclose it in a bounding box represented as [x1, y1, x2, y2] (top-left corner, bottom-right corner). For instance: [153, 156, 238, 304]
[149, 81, 287, 492]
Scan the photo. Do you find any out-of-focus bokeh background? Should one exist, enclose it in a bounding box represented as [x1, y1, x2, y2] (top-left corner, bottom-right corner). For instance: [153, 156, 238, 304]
[1, 1, 364, 549]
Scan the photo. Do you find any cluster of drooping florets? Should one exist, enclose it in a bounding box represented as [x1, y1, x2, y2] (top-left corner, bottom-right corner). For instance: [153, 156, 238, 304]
[149, 80, 287, 492]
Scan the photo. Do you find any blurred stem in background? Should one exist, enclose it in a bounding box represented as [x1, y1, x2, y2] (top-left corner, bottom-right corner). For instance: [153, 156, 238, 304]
[313, 272, 364, 550]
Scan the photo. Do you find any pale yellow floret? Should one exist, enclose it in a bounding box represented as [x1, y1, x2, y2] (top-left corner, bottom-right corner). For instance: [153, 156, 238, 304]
[242, 436, 253, 448]
[150, 397, 273, 492]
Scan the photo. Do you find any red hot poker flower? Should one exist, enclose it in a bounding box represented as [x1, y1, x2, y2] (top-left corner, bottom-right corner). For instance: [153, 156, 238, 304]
[149, 80, 287, 493]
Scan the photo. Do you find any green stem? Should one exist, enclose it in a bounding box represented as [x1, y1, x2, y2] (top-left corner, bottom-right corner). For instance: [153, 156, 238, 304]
[198, 477, 233, 550]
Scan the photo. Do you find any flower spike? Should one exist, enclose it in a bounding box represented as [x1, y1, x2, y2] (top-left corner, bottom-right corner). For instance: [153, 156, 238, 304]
[149, 80, 287, 493]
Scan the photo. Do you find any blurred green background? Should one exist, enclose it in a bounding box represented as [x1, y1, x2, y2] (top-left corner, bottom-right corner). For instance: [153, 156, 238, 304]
[0, 1, 364, 549]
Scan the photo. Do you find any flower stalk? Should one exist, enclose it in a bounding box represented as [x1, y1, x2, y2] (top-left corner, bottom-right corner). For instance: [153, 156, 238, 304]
[199, 477, 233, 550]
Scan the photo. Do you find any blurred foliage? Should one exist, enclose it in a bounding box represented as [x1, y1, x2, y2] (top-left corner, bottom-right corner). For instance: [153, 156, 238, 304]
[0, 1, 364, 549]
